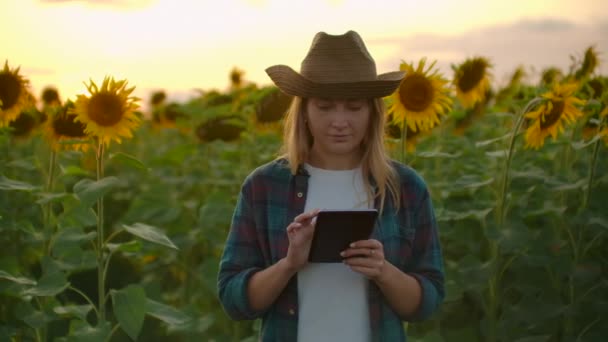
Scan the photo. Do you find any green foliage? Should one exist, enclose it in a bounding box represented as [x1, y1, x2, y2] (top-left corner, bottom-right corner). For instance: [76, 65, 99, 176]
[1, 81, 606, 342]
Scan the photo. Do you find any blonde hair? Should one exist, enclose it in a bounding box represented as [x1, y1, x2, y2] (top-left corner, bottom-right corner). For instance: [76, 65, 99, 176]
[280, 97, 400, 212]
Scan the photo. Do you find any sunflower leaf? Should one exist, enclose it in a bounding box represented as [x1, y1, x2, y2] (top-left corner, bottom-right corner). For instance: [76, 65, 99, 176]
[0, 270, 36, 285]
[0, 175, 39, 191]
[109, 152, 147, 171]
[73, 177, 121, 208]
[123, 223, 178, 250]
[111, 285, 146, 341]
[23, 271, 70, 297]
[571, 135, 603, 150]
[146, 298, 191, 327]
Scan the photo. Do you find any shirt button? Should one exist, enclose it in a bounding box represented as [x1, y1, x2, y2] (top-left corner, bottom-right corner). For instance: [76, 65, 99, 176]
[296, 192, 303, 198]
[289, 309, 295, 315]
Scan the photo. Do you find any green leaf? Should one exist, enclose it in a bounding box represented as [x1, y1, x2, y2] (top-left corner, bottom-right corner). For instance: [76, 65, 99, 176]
[589, 217, 608, 230]
[111, 284, 147, 341]
[485, 149, 508, 158]
[437, 208, 493, 222]
[551, 179, 587, 191]
[73, 176, 121, 208]
[123, 223, 178, 250]
[59, 196, 97, 227]
[513, 335, 551, 342]
[107, 240, 142, 253]
[571, 134, 603, 150]
[416, 151, 462, 159]
[109, 152, 147, 171]
[60, 165, 91, 178]
[0, 175, 38, 191]
[36, 192, 70, 205]
[475, 133, 510, 148]
[54, 227, 97, 246]
[23, 271, 70, 297]
[54, 304, 94, 322]
[0, 270, 36, 285]
[58, 320, 111, 342]
[146, 298, 191, 326]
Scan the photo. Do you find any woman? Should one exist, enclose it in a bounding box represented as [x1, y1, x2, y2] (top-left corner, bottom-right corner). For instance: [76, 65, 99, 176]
[218, 30, 444, 341]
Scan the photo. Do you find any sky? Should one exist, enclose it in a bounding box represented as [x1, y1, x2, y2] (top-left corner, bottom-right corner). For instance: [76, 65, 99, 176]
[2, 0, 608, 109]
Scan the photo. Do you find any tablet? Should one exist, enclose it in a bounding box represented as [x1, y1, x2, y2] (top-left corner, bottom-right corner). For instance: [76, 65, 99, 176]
[308, 209, 378, 263]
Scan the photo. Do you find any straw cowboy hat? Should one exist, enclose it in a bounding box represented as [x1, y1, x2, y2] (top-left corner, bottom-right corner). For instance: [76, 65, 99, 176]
[266, 30, 404, 99]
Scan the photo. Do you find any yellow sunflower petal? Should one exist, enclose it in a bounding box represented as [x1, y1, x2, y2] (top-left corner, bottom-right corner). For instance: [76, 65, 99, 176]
[523, 81, 584, 149]
[73, 76, 140, 146]
[453, 57, 492, 109]
[0, 61, 31, 127]
[389, 58, 452, 132]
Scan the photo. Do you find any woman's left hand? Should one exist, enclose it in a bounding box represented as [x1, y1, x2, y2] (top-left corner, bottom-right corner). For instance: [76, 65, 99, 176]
[341, 239, 386, 280]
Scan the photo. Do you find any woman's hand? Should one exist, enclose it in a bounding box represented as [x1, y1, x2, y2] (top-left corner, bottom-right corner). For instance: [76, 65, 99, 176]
[341, 239, 386, 280]
[284, 208, 320, 272]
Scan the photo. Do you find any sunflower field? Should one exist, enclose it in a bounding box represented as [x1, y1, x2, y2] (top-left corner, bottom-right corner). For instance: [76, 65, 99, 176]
[1, 46, 607, 342]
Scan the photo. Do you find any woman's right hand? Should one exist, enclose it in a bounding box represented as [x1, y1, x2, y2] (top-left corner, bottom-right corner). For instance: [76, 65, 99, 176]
[284, 208, 320, 272]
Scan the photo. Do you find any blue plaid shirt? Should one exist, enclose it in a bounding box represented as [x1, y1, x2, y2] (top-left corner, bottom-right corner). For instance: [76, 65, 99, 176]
[218, 158, 444, 341]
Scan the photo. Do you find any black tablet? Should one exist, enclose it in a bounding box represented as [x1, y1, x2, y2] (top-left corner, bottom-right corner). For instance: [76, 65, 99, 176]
[308, 209, 379, 263]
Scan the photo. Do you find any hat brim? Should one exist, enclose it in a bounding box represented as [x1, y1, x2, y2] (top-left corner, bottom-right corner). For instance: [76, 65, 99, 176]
[266, 65, 404, 99]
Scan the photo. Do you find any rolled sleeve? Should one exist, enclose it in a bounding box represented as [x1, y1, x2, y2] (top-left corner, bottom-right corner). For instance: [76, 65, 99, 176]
[218, 266, 265, 320]
[217, 177, 267, 320]
[406, 186, 445, 321]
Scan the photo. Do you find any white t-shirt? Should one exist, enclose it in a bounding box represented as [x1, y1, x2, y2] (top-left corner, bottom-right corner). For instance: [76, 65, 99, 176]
[297, 163, 371, 342]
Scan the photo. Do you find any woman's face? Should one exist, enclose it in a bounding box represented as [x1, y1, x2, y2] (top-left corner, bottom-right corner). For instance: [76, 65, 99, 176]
[305, 98, 371, 163]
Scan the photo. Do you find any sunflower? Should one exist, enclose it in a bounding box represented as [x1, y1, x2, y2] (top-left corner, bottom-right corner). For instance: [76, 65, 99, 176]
[73, 76, 140, 145]
[150, 90, 166, 107]
[10, 107, 39, 139]
[43, 101, 91, 151]
[388, 58, 452, 133]
[41, 86, 61, 107]
[453, 57, 492, 109]
[574, 46, 599, 80]
[256, 87, 292, 124]
[153, 102, 190, 132]
[0, 61, 31, 127]
[540, 67, 563, 87]
[524, 82, 584, 149]
[385, 112, 426, 152]
[195, 115, 246, 142]
[230, 67, 245, 89]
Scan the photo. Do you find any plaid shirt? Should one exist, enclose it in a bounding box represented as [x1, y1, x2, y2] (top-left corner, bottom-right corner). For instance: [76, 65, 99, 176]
[218, 158, 444, 341]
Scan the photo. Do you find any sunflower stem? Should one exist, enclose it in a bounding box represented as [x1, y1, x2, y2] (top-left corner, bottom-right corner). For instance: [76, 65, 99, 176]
[43, 149, 57, 256]
[96, 140, 106, 324]
[400, 120, 408, 164]
[581, 120, 604, 211]
[498, 98, 542, 225]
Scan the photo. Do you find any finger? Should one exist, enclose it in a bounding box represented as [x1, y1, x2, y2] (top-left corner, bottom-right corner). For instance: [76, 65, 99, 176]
[344, 257, 384, 269]
[294, 209, 320, 223]
[341, 248, 383, 259]
[349, 239, 383, 249]
[286, 222, 302, 233]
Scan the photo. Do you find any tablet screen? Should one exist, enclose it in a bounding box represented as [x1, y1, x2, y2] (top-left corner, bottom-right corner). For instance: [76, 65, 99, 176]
[308, 209, 378, 263]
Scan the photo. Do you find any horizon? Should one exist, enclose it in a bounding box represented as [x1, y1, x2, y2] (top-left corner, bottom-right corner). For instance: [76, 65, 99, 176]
[3, 0, 607, 111]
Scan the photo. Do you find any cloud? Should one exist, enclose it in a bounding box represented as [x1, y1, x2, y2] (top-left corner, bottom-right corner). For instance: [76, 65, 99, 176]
[371, 18, 608, 85]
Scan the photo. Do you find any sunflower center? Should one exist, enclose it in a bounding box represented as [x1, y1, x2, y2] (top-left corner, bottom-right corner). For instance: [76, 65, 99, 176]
[53, 113, 87, 138]
[399, 74, 434, 112]
[10, 112, 36, 136]
[458, 60, 486, 92]
[87, 93, 124, 126]
[540, 100, 565, 129]
[0, 73, 21, 110]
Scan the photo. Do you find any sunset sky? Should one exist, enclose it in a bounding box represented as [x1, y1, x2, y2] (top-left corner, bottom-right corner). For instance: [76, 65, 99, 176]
[2, 0, 607, 108]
